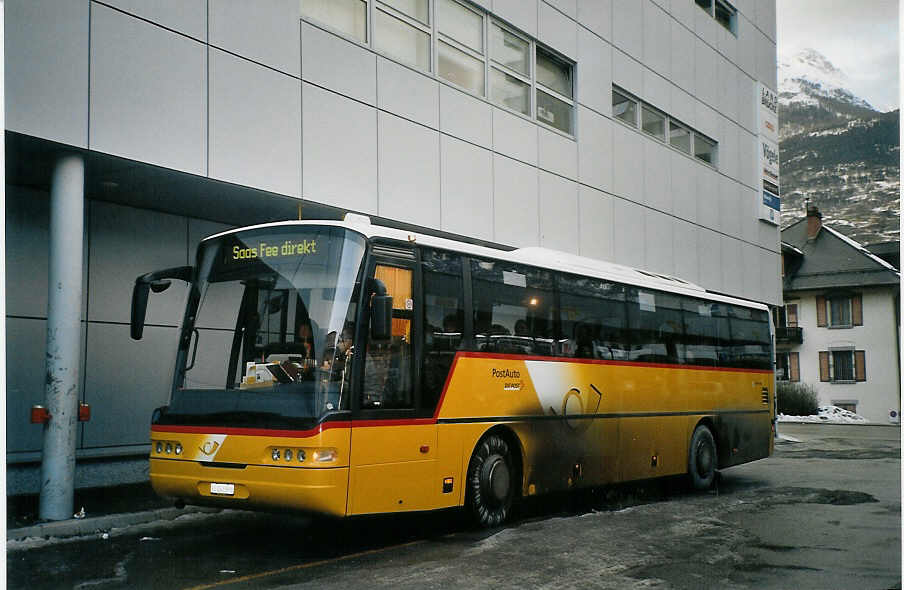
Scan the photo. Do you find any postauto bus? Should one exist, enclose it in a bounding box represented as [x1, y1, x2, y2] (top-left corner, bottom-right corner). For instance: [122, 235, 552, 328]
[132, 214, 774, 527]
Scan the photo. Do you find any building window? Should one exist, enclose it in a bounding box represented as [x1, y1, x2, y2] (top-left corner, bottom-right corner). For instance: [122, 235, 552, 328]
[833, 401, 858, 413]
[375, 3, 432, 71]
[536, 48, 574, 134]
[817, 294, 862, 328]
[695, 0, 737, 35]
[828, 296, 852, 327]
[694, 134, 716, 165]
[613, 90, 638, 127]
[301, 0, 368, 43]
[303, 0, 575, 136]
[670, 122, 691, 154]
[775, 351, 799, 382]
[820, 349, 866, 383]
[642, 105, 666, 139]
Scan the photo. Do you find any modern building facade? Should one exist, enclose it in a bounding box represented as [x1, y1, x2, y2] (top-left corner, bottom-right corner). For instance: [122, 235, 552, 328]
[775, 206, 900, 423]
[6, 0, 780, 494]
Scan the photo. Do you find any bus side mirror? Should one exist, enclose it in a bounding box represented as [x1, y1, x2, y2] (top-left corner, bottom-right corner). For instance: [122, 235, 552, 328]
[131, 266, 193, 340]
[371, 295, 393, 341]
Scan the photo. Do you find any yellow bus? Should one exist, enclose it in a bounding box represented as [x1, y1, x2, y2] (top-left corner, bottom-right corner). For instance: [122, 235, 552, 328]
[132, 214, 774, 527]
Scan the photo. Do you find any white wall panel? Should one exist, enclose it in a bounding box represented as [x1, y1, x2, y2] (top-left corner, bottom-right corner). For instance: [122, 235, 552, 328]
[718, 59, 739, 123]
[440, 136, 494, 240]
[672, 219, 699, 283]
[577, 25, 612, 114]
[737, 71, 757, 133]
[644, 139, 671, 213]
[669, 19, 695, 94]
[670, 150, 696, 222]
[493, 155, 539, 247]
[494, 0, 538, 38]
[88, 202, 188, 325]
[758, 0, 776, 43]
[739, 184, 759, 243]
[737, 128, 757, 188]
[102, 0, 206, 40]
[760, 250, 781, 305]
[577, 0, 612, 41]
[694, 38, 718, 110]
[378, 112, 441, 227]
[757, 34, 778, 91]
[611, 0, 642, 60]
[668, 0, 694, 28]
[741, 243, 761, 302]
[694, 101, 718, 141]
[692, 2, 717, 47]
[440, 84, 493, 148]
[538, 128, 577, 179]
[644, 208, 674, 275]
[717, 115, 739, 181]
[302, 22, 376, 105]
[577, 106, 613, 192]
[539, 1, 577, 59]
[84, 324, 179, 447]
[643, 68, 671, 113]
[696, 228, 722, 291]
[670, 84, 695, 129]
[539, 171, 579, 253]
[578, 185, 614, 261]
[757, 219, 780, 252]
[302, 83, 378, 213]
[734, 14, 756, 78]
[493, 108, 538, 166]
[720, 235, 743, 295]
[90, 5, 206, 175]
[612, 49, 642, 96]
[695, 166, 719, 229]
[613, 197, 645, 268]
[209, 49, 301, 197]
[612, 124, 644, 204]
[378, 57, 439, 129]
[717, 22, 738, 67]
[642, 0, 670, 78]
[717, 176, 742, 238]
[545, 0, 577, 19]
[210, 0, 300, 75]
[6, 0, 89, 147]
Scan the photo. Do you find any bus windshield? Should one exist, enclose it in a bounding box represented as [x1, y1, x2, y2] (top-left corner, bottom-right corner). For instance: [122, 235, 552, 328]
[165, 226, 366, 429]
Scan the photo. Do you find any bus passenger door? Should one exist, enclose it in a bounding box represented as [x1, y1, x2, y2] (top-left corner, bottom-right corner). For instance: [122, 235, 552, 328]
[349, 254, 438, 515]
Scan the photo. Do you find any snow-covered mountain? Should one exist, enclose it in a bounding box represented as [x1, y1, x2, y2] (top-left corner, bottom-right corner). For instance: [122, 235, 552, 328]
[779, 48, 874, 111]
[778, 49, 899, 245]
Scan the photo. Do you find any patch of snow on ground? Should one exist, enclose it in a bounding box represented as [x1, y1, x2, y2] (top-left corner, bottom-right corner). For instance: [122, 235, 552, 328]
[778, 405, 869, 424]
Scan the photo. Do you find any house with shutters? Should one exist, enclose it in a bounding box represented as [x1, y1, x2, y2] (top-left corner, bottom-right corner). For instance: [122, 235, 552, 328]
[774, 204, 900, 422]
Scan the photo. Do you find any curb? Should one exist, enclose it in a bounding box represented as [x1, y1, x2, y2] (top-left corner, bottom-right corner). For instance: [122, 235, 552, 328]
[7, 506, 219, 543]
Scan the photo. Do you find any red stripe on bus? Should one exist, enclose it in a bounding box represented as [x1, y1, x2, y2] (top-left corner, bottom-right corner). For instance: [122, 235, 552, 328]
[151, 421, 352, 438]
[450, 351, 775, 374]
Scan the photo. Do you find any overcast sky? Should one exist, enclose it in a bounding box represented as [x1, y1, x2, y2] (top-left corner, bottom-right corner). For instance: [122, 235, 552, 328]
[776, 0, 899, 111]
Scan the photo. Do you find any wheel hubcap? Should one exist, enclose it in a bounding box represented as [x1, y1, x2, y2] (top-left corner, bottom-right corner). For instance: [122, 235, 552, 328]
[696, 442, 713, 477]
[483, 455, 510, 504]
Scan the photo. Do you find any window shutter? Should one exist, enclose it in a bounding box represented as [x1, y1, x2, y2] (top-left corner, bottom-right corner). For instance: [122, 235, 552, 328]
[855, 350, 866, 381]
[790, 352, 800, 382]
[787, 304, 798, 327]
[816, 296, 827, 326]
[819, 351, 830, 381]
[852, 294, 863, 326]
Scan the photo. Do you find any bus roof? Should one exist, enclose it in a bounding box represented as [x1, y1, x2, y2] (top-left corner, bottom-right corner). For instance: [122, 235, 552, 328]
[202, 216, 769, 312]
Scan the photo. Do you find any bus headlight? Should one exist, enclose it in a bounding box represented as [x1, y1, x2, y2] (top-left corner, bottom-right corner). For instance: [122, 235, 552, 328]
[271, 448, 281, 461]
[313, 448, 337, 462]
[155, 442, 163, 454]
[174, 443, 183, 455]
[284, 449, 293, 462]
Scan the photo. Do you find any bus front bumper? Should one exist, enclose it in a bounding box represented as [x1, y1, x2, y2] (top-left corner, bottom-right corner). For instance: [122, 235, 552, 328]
[150, 458, 349, 517]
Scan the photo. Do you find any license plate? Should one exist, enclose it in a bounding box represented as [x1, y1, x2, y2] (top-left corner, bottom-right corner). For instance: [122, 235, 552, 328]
[210, 482, 235, 496]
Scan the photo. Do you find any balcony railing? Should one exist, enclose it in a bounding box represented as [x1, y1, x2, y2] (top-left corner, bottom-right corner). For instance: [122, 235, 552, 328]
[775, 326, 803, 344]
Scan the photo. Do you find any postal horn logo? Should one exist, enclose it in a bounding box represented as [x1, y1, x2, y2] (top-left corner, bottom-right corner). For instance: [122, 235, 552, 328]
[200, 440, 220, 456]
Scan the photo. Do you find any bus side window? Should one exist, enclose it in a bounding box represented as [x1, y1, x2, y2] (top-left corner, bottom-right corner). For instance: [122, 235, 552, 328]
[470, 258, 556, 357]
[421, 249, 465, 413]
[558, 274, 628, 359]
[362, 264, 414, 409]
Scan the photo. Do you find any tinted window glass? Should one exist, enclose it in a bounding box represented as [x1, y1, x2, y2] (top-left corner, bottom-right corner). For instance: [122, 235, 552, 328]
[471, 259, 556, 356]
[559, 275, 628, 359]
[626, 289, 685, 364]
[422, 249, 465, 410]
[682, 299, 731, 366]
[728, 305, 772, 369]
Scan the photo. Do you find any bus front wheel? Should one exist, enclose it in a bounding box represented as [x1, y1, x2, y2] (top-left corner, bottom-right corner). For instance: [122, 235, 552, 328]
[688, 425, 717, 490]
[466, 434, 516, 527]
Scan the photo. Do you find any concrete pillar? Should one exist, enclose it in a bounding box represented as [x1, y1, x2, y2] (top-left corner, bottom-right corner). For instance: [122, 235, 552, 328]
[39, 153, 85, 521]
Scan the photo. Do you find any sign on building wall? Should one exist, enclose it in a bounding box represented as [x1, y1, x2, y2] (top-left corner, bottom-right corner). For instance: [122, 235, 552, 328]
[757, 83, 781, 225]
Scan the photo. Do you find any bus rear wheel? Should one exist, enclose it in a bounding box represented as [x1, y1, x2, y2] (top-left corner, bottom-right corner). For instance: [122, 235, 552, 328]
[466, 434, 516, 527]
[688, 425, 717, 490]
